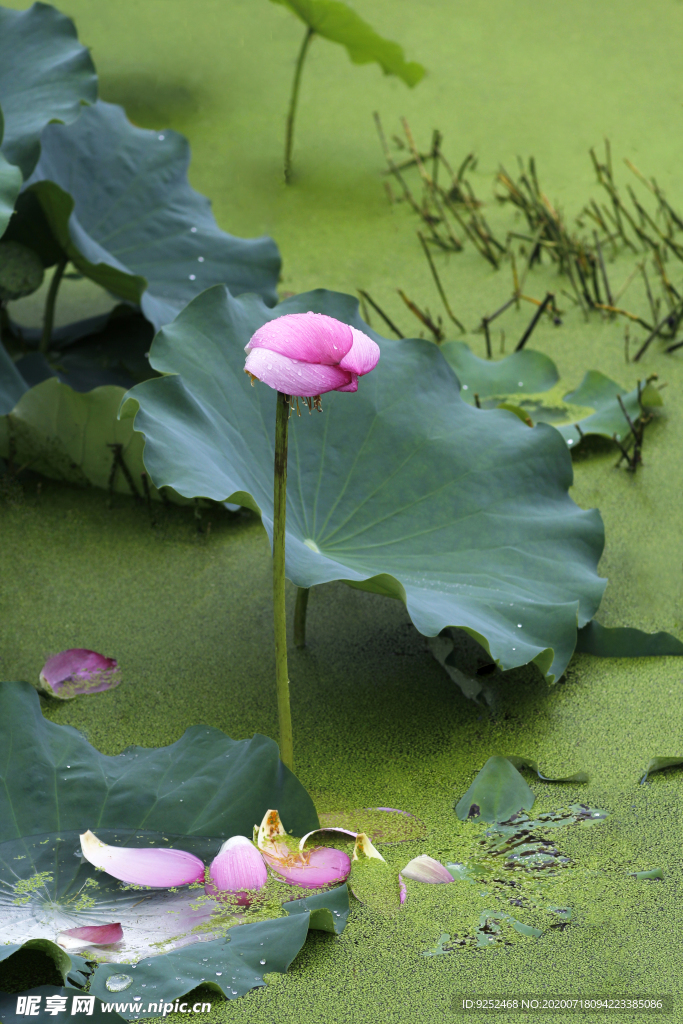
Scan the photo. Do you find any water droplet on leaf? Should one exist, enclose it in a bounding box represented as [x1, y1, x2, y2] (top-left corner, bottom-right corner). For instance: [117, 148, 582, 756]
[106, 975, 134, 993]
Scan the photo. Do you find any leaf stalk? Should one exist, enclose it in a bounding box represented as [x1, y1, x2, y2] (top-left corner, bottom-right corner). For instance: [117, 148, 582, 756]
[284, 27, 315, 184]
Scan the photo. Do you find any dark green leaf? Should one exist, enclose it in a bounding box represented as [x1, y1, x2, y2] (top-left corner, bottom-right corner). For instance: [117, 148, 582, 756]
[640, 757, 683, 784]
[23, 102, 281, 327]
[0, 3, 97, 179]
[0, 240, 44, 301]
[0, 150, 22, 238]
[270, 0, 425, 86]
[454, 756, 535, 823]
[89, 915, 311, 1017]
[0, 340, 28, 415]
[0, 940, 71, 986]
[575, 620, 683, 658]
[505, 756, 588, 783]
[557, 371, 662, 448]
[0, 680, 319, 843]
[441, 342, 559, 399]
[0, 988, 127, 1023]
[126, 286, 606, 682]
[282, 884, 349, 934]
[631, 868, 664, 880]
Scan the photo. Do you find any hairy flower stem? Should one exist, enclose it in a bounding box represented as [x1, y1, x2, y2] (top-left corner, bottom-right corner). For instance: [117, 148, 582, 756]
[273, 391, 294, 769]
[294, 587, 310, 648]
[40, 256, 68, 354]
[284, 27, 315, 184]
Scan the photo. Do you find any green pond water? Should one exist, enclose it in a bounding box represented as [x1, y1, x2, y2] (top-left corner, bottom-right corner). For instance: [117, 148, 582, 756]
[2, 0, 683, 1020]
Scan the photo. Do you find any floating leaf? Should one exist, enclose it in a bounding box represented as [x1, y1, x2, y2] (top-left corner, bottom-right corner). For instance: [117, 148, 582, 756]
[575, 621, 683, 658]
[0, 680, 319, 843]
[0, 3, 97, 179]
[631, 868, 664, 881]
[282, 884, 350, 934]
[270, 0, 425, 86]
[126, 287, 606, 683]
[88, 915, 311, 1018]
[17, 101, 280, 329]
[640, 757, 683, 784]
[442, 342, 559, 400]
[454, 756, 535, 823]
[505, 756, 588, 784]
[556, 371, 662, 448]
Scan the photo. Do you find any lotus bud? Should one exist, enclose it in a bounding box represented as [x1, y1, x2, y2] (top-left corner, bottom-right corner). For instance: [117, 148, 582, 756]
[80, 830, 205, 888]
[244, 313, 380, 398]
[37, 649, 120, 699]
[400, 854, 455, 884]
[57, 923, 123, 951]
[205, 835, 268, 905]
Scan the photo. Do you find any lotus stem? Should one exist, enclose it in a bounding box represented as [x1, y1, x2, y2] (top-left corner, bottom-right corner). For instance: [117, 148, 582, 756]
[294, 587, 309, 648]
[284, 27, 315, 184]
[273, 390, 294, 770]
[40, 256, 68, 354]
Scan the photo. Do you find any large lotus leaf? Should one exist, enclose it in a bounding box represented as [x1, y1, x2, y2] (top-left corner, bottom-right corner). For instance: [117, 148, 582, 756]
[0, 3, 97, 180]
[0, 988, 127, 1023]
[89, 915, 311, 1018]
[0, 379, 189, 501]
[0, 340, 28, 415]
[20, 102, 280, 327]
[125, 286, 606, 682]
[270, 0, 425, 86]
[454, 756, 535, 823]
[0, 149, 22, 238]
[441, 342, 559, 400]
[0, 680, 319, 844]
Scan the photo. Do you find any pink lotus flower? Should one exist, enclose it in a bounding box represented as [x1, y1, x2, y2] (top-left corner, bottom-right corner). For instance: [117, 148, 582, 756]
[38, 649, 120, 699]
[205, 835, 268, 905]
[244, 312, 380, 397]
[257, 809, 351, 889]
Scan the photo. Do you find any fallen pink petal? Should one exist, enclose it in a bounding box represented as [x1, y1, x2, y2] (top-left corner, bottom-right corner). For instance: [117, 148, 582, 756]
[400, 855, 455, 884]
[80, 831, 205, 888]
[205, 835, 268, 905]
[38, 649, 120, 700]
[57, 923, 123, 950]
[262, 845, 351, 888]
[399, 873, 407, 905]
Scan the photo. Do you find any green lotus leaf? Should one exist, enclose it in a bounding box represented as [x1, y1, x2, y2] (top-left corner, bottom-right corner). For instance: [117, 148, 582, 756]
[0, 3, 97, 181]
[270, 0, 425, 86]
[0, 680, 319, 843]
[441, 341, 559, 400]
[0, 149, 22, 238]
[0, 337, 28, 415]
[454, 755, 536, 823]
[575, 620, 683, 658]
[0, 988, 126, 1023]
[89, 915, 311, 1018]
[556, 371, 663, 448]
[640, 756, 683, 784]
[126, 286, 606, 682]
[505, 756, 588, 784]
[282, 883, 350, 934]
[0, 378, 184, 499]
[15, 101, 280, 328]
[0, 240, 44, 301]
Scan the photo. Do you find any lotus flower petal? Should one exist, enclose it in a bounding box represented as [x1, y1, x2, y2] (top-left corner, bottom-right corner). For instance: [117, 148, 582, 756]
[338, 327, 381, 376]
[299, 827, 357, 851]
[352, 833, 386, 863]
[263, 845, 351, 888]
[401, 854, 455, 884]
[57, 923, 123, 950]
[80, 830, 205, 888]
[38, 649, 120, 699]
[245, 348, 353, 397]
[334, 375, 359, 393]
[399, 873, 407, 905]
[256, 809, 288, 851]
[245, 312, 354, 365]
[205, 835, 267, 904]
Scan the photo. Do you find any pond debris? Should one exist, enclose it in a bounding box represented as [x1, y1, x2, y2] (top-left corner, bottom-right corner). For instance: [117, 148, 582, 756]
[37, 649, 121, 700]
[612, 376, 658, 472]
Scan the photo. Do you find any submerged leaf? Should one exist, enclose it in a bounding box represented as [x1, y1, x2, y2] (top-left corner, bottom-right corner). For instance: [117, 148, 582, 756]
[270, 0, 425, 86]
[505, 756, 588, 784]
[126, 286, 606, 683]
[455, 756, 535, 823]
[631, 868, 664, 880]
[576, 621, 683, 658]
